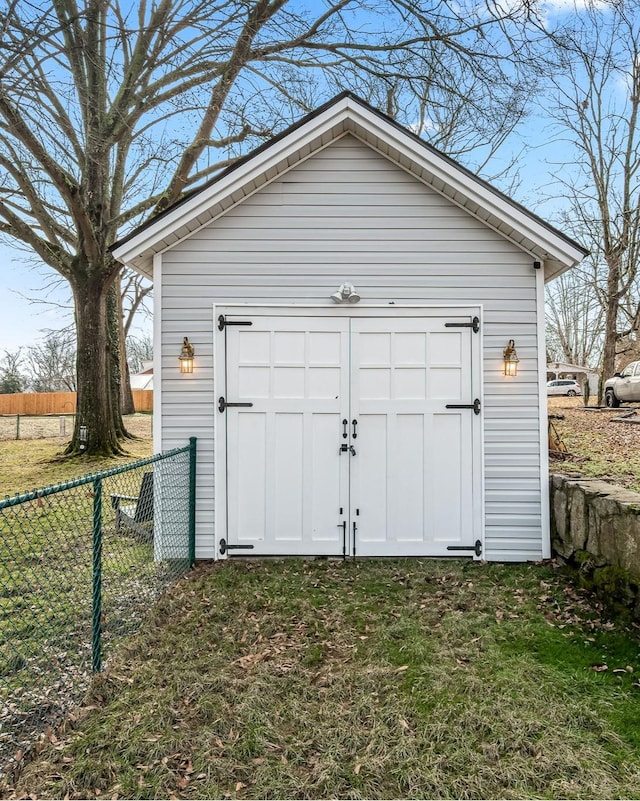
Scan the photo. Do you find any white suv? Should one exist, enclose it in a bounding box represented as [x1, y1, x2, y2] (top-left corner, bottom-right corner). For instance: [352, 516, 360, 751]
[546, 379, 581, 397]
[604, 361, 640, 407]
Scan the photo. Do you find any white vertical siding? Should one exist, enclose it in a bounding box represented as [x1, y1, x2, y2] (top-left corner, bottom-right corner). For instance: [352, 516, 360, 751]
[159, 134, 543, 561]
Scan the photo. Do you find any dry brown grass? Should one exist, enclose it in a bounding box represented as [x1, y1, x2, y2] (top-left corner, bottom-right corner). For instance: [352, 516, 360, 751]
[548, 396, 640, 491]
[0, 415, 153, 497]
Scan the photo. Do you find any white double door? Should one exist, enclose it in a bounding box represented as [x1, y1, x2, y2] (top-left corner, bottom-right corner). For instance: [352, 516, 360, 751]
[219, 311, 481, 558]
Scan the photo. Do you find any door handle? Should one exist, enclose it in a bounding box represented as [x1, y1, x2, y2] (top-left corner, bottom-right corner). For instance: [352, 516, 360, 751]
[342, 419, 348, 439]
[352, 419, 358, 439]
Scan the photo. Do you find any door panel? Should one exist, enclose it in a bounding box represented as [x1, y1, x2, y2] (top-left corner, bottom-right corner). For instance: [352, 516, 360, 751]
[225, 316, 349, 555]
[350, 317, 475, 556]
[222, 311, 480, 559]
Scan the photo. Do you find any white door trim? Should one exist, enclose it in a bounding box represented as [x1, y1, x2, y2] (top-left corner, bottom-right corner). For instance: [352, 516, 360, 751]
[213, 303, 484, 559]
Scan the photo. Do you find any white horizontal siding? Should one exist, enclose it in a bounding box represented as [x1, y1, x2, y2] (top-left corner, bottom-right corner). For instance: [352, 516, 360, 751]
[159, 134, 544, 561]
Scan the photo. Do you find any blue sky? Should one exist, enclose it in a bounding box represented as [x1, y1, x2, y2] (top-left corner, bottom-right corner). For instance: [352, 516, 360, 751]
[0, 0, 618, 354]
[0, 115, 567, 353]
[0, 243, 153, 351]
[0, 244, 73, 351]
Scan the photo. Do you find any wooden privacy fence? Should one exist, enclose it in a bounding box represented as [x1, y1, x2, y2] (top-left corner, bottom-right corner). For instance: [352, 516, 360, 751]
[0, 390, 153, 415]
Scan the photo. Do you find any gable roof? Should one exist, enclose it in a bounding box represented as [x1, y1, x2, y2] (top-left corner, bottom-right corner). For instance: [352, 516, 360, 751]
[112, 92, 587, 281]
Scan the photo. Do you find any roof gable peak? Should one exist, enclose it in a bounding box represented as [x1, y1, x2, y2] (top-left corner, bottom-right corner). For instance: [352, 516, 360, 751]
[112, 92, 586, 281]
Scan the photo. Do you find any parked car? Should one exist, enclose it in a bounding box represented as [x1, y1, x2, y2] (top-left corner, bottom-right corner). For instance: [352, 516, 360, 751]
[547, 379, 581, 397]
[604, 361, 640, 407]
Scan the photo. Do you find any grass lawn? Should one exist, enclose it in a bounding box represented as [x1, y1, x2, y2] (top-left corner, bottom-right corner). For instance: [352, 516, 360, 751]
[0, 415, 178, 777]
[0, 414, 153, 498]
[10, 558, 640, 800]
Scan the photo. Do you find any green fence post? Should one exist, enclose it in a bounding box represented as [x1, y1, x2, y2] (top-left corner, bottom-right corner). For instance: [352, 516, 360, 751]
[92, 477, 103, 672]
[188, 437, 197, 568]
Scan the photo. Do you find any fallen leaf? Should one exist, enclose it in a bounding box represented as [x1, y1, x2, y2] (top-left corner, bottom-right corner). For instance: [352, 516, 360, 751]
[395, 665, 409, 673]
[354, 764, 361, 775]
[590, 664, 608, 672]
[235, 782, 246, 792]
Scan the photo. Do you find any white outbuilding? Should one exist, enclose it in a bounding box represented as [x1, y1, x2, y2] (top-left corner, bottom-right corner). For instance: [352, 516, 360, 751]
[113, 93, 586, 563]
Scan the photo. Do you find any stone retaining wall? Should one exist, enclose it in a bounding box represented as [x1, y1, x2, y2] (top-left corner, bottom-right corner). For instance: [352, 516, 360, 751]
[550, 474, 640, 617]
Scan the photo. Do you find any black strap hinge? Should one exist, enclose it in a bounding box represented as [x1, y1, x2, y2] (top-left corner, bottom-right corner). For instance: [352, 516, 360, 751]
[218, 315, 253, 331]
[447, 540, 483, 557]
[445, 316, 480, 333]
[446, 398, 481, 415]
[219, 538, 255, 556]
[218, 397, 253, 413]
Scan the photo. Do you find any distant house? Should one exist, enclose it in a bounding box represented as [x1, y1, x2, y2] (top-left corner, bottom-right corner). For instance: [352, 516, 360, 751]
[546, 361, 598, 396]
[129, 360, 153, 391]
[113, 92, 586, 564]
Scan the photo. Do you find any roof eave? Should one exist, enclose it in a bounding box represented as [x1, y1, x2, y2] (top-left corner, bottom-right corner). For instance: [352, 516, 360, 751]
[112, 93, 586, 279]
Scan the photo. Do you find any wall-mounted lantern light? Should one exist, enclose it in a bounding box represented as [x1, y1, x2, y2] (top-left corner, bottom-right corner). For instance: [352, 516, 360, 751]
[503, 339, 519, 377]
[331, 282, 361, 304]
[179, 337, 195, 373]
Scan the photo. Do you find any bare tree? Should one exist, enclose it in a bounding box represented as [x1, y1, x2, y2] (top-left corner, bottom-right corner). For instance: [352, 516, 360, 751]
[0, 349, 26, 394]
[545, 266, 604, 367]
[26, 330, 76, 392]
[546, 1, 640, 400]
[118, 269, 152, 414]
[0, 0, 539, 455]
[15, 267, 151, 413]
[126, 333, 153, 376]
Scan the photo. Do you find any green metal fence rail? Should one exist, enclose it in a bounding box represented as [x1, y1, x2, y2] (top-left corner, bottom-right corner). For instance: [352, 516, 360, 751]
[0, 437, 197, 779]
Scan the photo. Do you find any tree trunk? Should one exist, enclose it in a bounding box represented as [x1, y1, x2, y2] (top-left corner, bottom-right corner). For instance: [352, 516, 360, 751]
[599, 260, 621, 405]
[107, 284, 132, 441]
[65, 276, 127, 457]
[116, 274, 136, 416]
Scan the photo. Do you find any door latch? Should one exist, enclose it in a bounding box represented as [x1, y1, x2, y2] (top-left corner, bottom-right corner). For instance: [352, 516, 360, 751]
[339, 443, 356, 455]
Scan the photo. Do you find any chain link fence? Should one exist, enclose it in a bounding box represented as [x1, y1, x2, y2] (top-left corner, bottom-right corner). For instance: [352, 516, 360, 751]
[0, 438, 196, 779]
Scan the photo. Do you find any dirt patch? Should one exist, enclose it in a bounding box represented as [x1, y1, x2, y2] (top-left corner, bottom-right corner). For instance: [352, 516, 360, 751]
[548, 397, 640, 491]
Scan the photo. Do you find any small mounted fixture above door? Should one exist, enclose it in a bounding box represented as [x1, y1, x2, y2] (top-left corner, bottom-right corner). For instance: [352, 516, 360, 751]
[331, 283, 361, 304]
